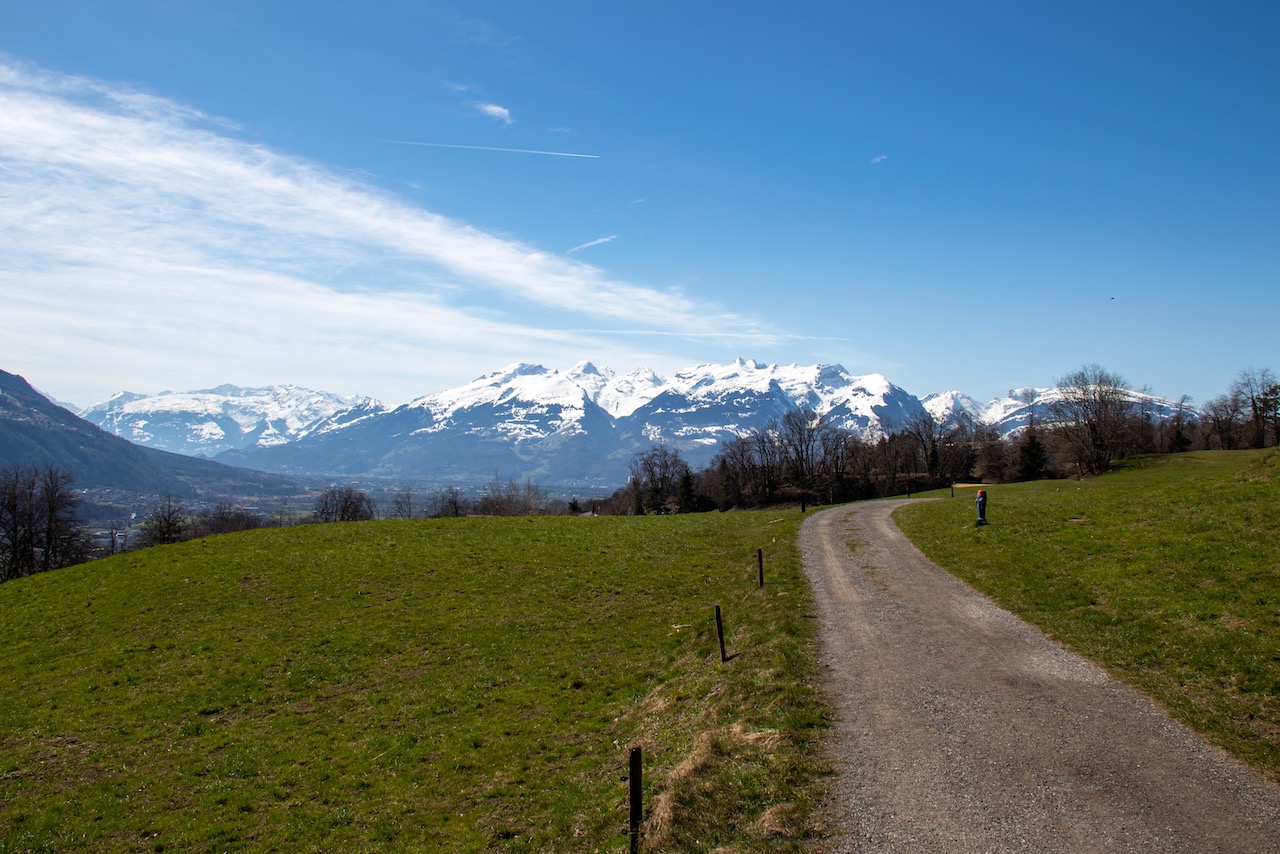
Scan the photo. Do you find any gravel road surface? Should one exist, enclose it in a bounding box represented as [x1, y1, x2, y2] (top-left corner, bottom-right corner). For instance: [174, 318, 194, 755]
[800, 500, 1280, 852]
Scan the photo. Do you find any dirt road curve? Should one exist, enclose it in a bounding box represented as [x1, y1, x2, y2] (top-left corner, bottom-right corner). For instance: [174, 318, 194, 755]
[800, 500, 1280, 853]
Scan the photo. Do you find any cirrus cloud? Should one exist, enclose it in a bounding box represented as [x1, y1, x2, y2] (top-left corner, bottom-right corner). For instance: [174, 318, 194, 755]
[0, 59, 773, 405]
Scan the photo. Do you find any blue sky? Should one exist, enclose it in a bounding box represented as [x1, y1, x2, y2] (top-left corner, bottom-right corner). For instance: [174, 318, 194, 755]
[1, 1, 1276, 409]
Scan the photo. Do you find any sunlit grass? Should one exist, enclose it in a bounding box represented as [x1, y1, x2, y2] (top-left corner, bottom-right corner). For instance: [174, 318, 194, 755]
[0, 512, 827, 852]
[895, 450, 1280, 779]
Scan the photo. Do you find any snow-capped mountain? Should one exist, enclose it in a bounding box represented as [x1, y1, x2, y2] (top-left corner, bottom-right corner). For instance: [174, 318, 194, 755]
[78, 361, 1187, 488]
[80, 384, 373, 457]
[401, 362, 611, 443]
[566, 361, 664, 418]
[620, 360, 927, 446]
[0, 369, 293, 498]
[976, 386, 1186, 436]
[922, 391, 984, 431]
[213, 360, 928, 486]
[979, 387, 1053, 435]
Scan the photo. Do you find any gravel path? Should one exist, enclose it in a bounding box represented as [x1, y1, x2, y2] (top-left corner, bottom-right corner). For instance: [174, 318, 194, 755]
[800, 500, 1280, 853]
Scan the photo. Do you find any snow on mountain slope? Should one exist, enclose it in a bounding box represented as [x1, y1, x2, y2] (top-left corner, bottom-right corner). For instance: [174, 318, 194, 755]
[81, 359, 1190, 486]
[80, 384, 370, 456]
[978, 387, 1052, 434]
[397, 364, 606, 443]
[193, 359, 939, 484]
[923, 390, 985, 430]
[583, 364, 665, 418]
[817, 370, 926, 436]
[635, 359, 924, 437]
[620, 362, 800, 450]
[977, 386, 1185, 436]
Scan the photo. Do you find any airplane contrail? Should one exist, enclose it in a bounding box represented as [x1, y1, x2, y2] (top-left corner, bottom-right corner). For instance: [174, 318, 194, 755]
[568, 235, 618, 253]
[380, 139, 600, 159]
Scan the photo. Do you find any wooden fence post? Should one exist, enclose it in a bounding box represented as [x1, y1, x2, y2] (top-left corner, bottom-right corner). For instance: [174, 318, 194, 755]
[629, 746, 642, 852]
[715, 604, 728, 663]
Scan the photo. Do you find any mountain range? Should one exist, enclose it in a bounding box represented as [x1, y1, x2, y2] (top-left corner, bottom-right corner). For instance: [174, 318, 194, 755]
[73, 360, 1188, 489]
[0, 369, 297, 508]
[80, 384, 365, 457]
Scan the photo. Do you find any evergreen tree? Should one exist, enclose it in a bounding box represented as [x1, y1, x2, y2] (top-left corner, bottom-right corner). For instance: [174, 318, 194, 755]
[1014, 428, 1048, 481]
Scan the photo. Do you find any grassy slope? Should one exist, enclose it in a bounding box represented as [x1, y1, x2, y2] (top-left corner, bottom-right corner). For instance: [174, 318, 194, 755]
[7, 451, 1274, 852]
[0, 513, 827, 853]
[895, 450, 1280, 779]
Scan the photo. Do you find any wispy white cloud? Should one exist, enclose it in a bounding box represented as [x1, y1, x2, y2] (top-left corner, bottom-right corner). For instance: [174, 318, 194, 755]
[0, 60, 767, 405]
[475, 101, 512, 123]
[870, 154, 888, 164]
[568, 235, 617, 253]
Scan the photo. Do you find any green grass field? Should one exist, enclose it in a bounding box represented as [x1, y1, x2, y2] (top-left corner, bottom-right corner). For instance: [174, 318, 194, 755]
[0, 512, 827, 852]
[4, 450, 1277, 851]
[895, 449, 1280, 779]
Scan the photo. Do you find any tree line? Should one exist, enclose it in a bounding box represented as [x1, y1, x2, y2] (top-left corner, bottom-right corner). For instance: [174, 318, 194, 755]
[601, 363, 1279, 514]
[0, 465, 88, 582]
[338, 477, 579, 520]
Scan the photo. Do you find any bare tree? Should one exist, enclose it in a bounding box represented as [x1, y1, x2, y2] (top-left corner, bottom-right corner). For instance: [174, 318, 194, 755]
[903, 411, 945, 485]
[751, 424, 784, 500]
[712, 438, 750, 508]
[628, 445, 690, 514]
[973, 425, 1009, 483]
[1163, 394, 1196, 453]
[139, 494, 190, 546]
[0, 466, 36, 580]
[107, 521, 130, 555]
[712, 432, 778, 508]
[392, 488, 417, 520]
[430, 487, 468, 518]
[475, 476, 549, 516]
[843, 433, 878, 497]
[778, 409, 825, 489]
[1049, 364, 1136, 475]
[874, 435, 905, 495]
[1203, 392, 1246, 450]
[191, 503, 266, 537]
[817, 427, 851, 502]
[1127, 385, 1159, 454]
[0, 464, 88, 581]
[313, 487, 376, 523]
[936, 420, 979, 484]
[1231, 367, 1279, 449]
[36, 467, 87, 572]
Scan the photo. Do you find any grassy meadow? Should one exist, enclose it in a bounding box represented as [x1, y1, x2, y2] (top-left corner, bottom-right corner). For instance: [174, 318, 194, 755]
[4, 449, 1277, 852]
[0, 512, 828, 852]
[895, 449, 1280, 779]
